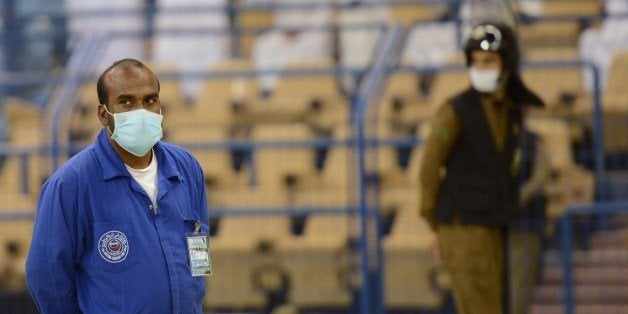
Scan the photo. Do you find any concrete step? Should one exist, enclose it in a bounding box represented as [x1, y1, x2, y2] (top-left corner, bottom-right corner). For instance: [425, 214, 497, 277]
[543, 249, 628, 268]
[529, 304, 628, 314]
[533, 284, 628, 304]
[590, 228, 628, 249]
[541, 265, 628, 285]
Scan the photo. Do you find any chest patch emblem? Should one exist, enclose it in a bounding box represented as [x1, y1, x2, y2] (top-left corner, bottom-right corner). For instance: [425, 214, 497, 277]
[98, 230, 129, 263]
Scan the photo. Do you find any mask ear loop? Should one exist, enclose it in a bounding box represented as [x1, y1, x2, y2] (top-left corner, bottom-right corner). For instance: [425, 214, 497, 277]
[102, 105, 115, 135]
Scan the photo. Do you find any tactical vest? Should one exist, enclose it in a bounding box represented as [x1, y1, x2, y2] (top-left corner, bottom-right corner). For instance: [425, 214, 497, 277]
[434, 89, 523, 227]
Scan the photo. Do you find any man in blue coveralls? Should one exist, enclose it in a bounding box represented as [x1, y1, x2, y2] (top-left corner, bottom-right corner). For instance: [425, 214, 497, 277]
[26, 58, 211, 313]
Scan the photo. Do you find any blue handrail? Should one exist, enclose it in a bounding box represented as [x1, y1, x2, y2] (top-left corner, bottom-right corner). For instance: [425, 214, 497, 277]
[353, 23, 405, 314]
[560, 201, 628, 314]
[49, 34, 105, 170]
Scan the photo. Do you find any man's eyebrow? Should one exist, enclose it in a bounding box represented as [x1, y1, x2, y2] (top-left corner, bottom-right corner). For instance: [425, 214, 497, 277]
[115, 94, 134, 101]
[146, 92, 159, 99]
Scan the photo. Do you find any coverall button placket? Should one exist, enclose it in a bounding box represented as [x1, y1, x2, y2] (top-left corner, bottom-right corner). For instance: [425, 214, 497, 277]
[154, 213, 181, 313]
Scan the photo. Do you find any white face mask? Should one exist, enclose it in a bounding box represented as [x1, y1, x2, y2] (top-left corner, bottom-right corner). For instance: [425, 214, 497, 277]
[468, 68, 501, 93]
[104, 107, 163, 157]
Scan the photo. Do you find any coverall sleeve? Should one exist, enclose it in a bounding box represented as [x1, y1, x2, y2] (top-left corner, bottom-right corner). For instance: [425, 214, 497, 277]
[26, 178, 81, 314]
[419, 103, 461, 231]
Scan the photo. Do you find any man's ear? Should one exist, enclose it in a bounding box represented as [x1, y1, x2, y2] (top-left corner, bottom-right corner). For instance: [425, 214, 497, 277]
[97, 104, 109, 126]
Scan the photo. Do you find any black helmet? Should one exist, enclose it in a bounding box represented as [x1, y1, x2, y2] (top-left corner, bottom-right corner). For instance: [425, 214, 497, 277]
[464, 21, 544, 107]
[464, 22, 520, 74]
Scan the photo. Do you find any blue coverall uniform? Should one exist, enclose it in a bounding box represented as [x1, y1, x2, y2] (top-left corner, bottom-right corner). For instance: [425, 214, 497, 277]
[26, 129, 209, 313]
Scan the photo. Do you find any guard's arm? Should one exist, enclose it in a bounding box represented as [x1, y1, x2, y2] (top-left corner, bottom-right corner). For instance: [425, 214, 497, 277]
[419, 103, 461, 231]
[26, 178, 81, 314]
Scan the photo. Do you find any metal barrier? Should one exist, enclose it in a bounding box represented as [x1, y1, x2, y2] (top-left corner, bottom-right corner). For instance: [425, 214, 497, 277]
[559, 202, 628, 314]
[353, 23, 406, 313]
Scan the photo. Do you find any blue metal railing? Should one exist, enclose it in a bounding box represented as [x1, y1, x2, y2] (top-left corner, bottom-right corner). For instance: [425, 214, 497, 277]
[560, 202, 628, 314]
[520, 60, 605, 200]
[48, 34, 105, 170]
[353, 23, 406, 314]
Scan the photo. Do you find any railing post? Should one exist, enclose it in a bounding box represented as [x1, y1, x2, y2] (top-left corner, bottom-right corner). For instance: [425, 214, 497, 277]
[49, 34, 104, 170]
[587, 62, 606, 201]
[354, 23, 404, 314]
[561, 212, 575, 314]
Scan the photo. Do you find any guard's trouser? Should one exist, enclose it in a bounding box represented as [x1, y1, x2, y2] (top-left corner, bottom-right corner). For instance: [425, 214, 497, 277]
[509, 230, 541, 314]
[437, 222, 505, 314]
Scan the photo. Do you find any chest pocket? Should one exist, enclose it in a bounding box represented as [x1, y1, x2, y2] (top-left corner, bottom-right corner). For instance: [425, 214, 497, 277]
[92, 222, 139, 273]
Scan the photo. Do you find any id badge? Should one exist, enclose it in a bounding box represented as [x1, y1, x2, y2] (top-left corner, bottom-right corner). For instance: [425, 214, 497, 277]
[186, 221, 213, 276]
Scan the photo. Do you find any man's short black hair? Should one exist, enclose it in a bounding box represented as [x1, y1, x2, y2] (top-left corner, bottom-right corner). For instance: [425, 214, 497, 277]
[96, 58, 160, 106]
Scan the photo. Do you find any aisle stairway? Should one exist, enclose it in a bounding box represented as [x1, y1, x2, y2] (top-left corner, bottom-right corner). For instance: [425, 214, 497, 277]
[529, 224, 628, 314]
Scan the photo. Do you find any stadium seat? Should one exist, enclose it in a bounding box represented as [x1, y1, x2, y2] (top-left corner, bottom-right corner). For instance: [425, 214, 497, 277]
[205, 187, 291, 311]
[427, 67, 469, 116]
[526, 118, 595, 219]
[148, 63, 188, 108]
[523, 46, 580, 61]
[276, 189, 354, 309]
[284, 188, 354, 249]
[378, 71, 430, 135]
[167, 125, 249, 190]
[2, 98, 47, 199]
[185, 75, 257, 128]
[382, 198, 444, 310]
[0, 193, 36, 214]
[373, 122, 421, 188]
[539, 0, 602, 18]
[604, 52, 628, 99]
[389, 3, 448, 25]
[181, 59, 256, 128]
[526, 118, 575, 171]
[0, 220, 34, 272]
[210, 57, 255, 73]
[236, 9, 275, 58]
[598, 52, 628, 155]
[316, 124, 353, 189]
[519, 20, 583, 49]
[251, 123, 321, 190]
[521, 66, 587, 110]
[272, 64, 338, 100]
[0, 156, 45, 201]
[380, 71, 420, 101]
[238, 8, 274, 30]
[265, 62, 343, 121]
[209, 187, 291, 250]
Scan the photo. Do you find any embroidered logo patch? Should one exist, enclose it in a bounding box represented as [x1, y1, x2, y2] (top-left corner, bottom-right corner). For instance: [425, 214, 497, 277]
[98, 230, 129, 263]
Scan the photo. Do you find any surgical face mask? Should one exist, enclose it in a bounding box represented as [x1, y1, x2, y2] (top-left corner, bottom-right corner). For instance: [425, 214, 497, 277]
[104, 107, 163, 157]
[468, 68, 501, 93]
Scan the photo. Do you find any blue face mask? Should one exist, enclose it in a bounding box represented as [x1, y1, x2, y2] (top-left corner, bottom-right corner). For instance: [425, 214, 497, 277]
[104, 107, 163, 157]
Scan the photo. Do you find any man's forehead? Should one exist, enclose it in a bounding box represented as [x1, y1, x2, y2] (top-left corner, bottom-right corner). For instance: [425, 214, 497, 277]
[106, 65, 154, 81]
[105, 66, 158, 91]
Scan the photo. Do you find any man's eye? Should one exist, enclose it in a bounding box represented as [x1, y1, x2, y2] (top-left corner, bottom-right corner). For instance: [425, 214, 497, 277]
[122, 100, 133, 106]
[145, 98, 155, 105]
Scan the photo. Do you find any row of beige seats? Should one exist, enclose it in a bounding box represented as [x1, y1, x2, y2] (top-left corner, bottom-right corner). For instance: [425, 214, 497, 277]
[235, 2, 449, 58]
[236, 0, 600, 58]
[193, 118, 592, 217]
[203, 181, 440, 311]
[12, 47, 601, 205]
[200, 122, 593, 312]
[200, 120, 594, 312]
[0, 98, 49, 287]
[0, 97, 48, 209]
